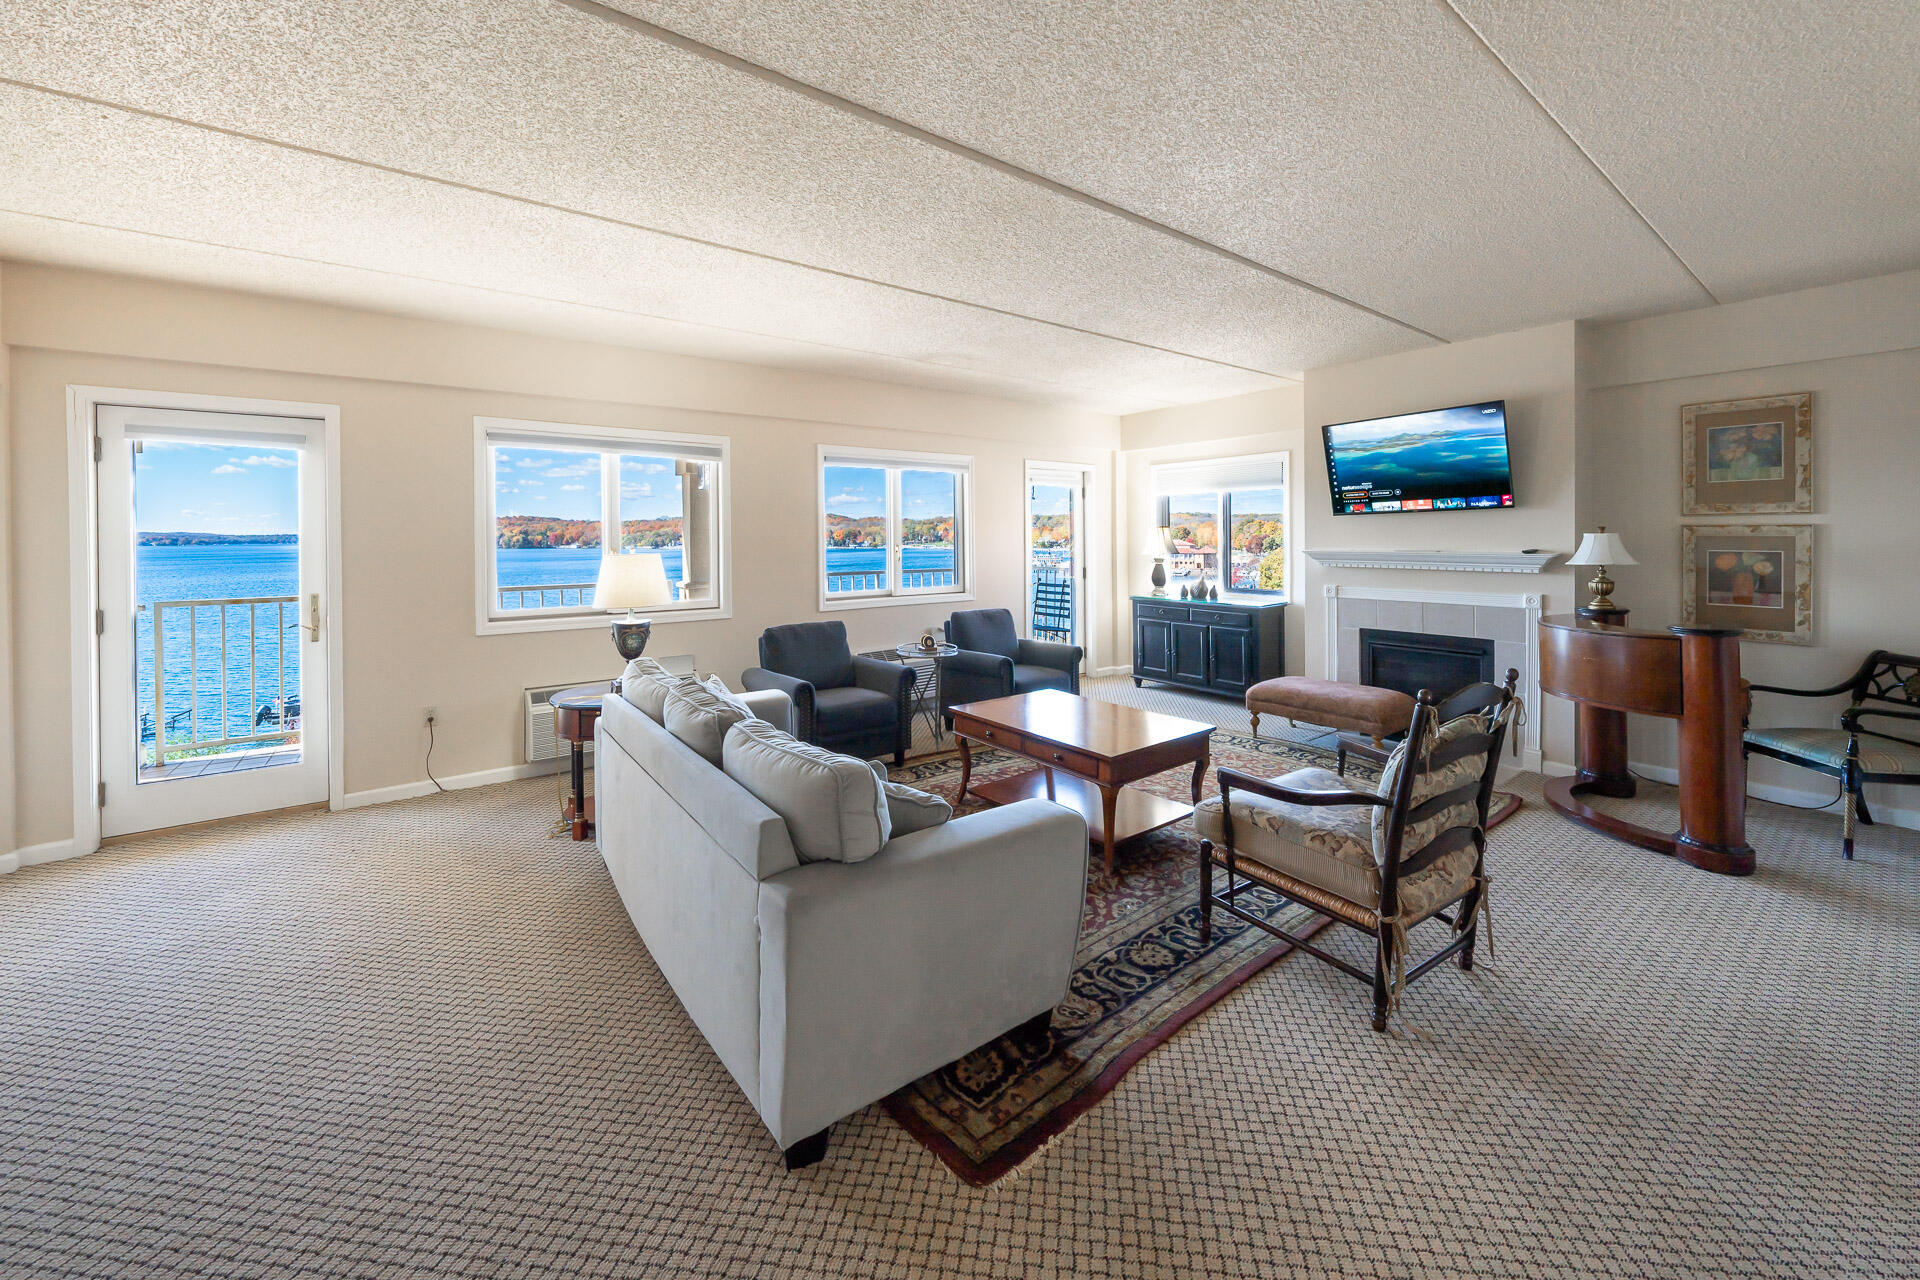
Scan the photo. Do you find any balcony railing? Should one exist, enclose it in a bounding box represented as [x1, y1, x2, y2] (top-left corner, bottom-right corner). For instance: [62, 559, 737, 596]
[825, 568, 957, 594]
[143, 596, 301, 765]
[498, 582, 598, 611]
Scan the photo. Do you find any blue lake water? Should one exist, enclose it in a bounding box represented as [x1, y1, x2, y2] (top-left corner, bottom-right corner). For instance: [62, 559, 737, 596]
[134, 542, 962, 749]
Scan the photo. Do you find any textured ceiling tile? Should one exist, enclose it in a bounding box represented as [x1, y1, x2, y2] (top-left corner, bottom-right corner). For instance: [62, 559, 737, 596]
[0, 0, 1423, 386]
[1447, 0, 1920, 300]
[606, 0, 1713, 337]
[0, 86, 1284, 412]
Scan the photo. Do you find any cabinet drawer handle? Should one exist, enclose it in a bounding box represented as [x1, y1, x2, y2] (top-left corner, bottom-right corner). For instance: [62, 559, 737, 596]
[981, 729, 995, 740]
[1051, 751, 1065, 762]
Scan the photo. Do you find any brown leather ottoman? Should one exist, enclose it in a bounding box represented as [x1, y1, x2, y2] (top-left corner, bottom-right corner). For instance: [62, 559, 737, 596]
[1245, 676, 1415, 747]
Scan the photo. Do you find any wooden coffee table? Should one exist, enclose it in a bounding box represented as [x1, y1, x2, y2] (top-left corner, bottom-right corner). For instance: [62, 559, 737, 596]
[950, 690, 1215, 873]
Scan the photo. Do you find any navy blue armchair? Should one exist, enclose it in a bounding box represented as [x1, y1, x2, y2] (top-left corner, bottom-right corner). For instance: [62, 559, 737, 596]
[742, 621, 915, 765]
[937, 608, 1083, 727]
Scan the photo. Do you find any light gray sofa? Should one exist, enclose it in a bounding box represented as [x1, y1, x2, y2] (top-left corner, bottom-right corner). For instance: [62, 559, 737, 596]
[594, 691, 1088, 1169]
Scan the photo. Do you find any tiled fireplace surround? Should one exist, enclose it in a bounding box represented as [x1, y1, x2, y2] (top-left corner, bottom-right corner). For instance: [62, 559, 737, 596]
[1323, 584, 1544, 771]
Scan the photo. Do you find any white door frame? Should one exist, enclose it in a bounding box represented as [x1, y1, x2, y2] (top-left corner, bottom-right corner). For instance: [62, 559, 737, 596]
[66, 386, 345, 856]
[1024, 460, 1096, 663]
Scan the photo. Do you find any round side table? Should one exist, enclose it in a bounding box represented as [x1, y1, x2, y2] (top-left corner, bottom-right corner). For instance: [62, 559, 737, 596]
[551, 685, 608, 840]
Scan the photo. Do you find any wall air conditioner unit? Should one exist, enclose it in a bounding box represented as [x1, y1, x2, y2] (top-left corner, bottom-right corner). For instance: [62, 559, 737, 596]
[524, 656, 694, 764]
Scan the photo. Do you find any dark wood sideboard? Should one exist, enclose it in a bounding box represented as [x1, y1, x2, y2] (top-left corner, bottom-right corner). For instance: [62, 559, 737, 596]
[1131, 595, 1286, 698]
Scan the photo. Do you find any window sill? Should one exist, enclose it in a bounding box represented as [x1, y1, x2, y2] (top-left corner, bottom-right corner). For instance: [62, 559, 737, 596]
[818, 590, 974, 614]
[476, 605, 730, 637]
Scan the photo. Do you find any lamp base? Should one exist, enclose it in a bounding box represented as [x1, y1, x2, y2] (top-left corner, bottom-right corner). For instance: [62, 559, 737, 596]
[1577, 605, 1631, 626]
[611, 617, 652, 661]
[1149, 558, 1167, 597]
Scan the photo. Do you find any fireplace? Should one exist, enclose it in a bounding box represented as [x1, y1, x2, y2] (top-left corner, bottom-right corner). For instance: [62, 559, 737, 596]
[1359, 628, 1496, 702]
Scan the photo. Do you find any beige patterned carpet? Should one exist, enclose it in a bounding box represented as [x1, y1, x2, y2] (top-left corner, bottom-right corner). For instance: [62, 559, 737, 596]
[3, 681, 1918, 1278]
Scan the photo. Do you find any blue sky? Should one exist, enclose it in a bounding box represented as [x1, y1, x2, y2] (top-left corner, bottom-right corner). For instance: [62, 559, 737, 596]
[1029, 481, 1073, 517]
[824, 466, 955, 519]
[492, 448, 683, 520]
[134, 441, 298, 534]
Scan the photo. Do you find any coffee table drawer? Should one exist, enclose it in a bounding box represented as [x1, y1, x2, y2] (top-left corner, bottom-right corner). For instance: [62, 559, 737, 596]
[1030, 742, 1101, 778]
[957, 718, 1025, 754]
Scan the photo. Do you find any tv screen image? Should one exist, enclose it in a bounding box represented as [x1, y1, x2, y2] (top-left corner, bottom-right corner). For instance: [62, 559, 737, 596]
[1323, 400, 1514, 515]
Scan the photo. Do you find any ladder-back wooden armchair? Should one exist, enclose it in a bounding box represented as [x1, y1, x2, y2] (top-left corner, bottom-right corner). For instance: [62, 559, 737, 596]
[1197, 672, 1518, 1031]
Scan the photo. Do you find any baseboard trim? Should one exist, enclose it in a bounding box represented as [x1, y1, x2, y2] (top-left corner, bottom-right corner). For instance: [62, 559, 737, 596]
[0, 851, 17, 875]
[341, 760, 558, 810]
[1539, 759, 1918, 832]
[12, 839, 82, 870]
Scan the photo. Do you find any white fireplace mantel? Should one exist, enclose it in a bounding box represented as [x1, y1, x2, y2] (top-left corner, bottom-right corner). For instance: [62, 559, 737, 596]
[1305, 548, 1560, 574]
[1323, 583, 1545, 772]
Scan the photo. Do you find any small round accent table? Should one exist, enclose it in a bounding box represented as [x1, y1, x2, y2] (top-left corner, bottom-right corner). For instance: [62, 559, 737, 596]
[895, 642, 956, 741]
[551, 685, 608, 840]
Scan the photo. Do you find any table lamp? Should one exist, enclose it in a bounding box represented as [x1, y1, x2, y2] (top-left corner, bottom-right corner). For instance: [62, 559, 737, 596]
[1567, 526, 1637, 623]
[594, 552, 673, 660]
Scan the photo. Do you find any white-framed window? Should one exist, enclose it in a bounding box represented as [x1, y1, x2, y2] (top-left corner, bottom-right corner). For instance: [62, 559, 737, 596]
[1150, 452, 1290, 598]
[818, 445, 973, 610]
[474, 417, 728, 635]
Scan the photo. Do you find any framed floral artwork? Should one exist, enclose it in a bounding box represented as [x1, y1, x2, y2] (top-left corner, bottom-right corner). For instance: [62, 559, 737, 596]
[1681, 393, 1812, 515]
[1681, 524, 1813, 645]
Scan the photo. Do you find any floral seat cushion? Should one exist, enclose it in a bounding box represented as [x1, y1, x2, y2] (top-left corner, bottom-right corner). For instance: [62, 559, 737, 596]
[1195, 766, 1378, 906]
[1198, 712, 1497, 924]
[1744, 726, 1920, 776]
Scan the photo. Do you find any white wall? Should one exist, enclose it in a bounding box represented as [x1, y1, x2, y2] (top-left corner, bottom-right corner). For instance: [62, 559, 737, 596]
[1582, 270, 1920, 822]
[1302, 322, 1582, 765]
[0, 270, 16, 871]
[3, 264, 1119, 852]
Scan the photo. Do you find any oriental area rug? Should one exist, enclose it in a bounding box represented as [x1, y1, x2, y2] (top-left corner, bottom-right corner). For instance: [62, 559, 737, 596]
[883, 728, 1519, 1186]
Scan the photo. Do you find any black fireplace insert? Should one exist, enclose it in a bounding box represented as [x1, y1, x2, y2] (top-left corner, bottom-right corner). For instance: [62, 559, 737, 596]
[1359, 628, 1495, 703]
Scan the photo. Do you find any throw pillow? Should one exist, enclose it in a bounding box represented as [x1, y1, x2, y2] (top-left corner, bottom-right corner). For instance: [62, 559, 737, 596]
[723, 719, 891, 863]
[866, 762, 953, 836]
[663, 682, 753, 766]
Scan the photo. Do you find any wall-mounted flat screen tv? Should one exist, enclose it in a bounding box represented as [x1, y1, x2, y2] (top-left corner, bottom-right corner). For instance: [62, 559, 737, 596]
[1323, 400, 1514, 515]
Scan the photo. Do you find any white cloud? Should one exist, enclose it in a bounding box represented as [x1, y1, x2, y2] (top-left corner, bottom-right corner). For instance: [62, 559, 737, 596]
[212, 464, 245, 474]
[560, 483, 586, 491]
[242, 455, 297, 468]
[543, 464, 595, 479]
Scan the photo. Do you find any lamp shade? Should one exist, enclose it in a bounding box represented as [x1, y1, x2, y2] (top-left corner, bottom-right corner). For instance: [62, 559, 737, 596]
[593, 552, 673, 611]
[1566, 529, 1637, 567]
[1154, 495, 1171, 529]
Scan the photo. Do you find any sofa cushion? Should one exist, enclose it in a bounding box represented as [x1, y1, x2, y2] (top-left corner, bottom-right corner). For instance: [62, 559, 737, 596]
[759, 621, 855, 691]
[813, 684, 896, 732]
[664, 682, 754, 766]
[866, 762, 953, 836]
[722, 719, 891, 862]
[1012, 663, 1075, 694]
[624, 662, 700, 723]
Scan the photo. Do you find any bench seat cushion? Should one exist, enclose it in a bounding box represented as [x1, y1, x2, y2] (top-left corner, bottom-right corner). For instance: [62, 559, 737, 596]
[1246, 677, 1415, 739]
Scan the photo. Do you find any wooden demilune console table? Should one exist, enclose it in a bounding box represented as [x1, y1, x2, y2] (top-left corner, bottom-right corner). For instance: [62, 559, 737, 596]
[949, 690, 1214, 874]
[1537, 615, 1754, 876]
